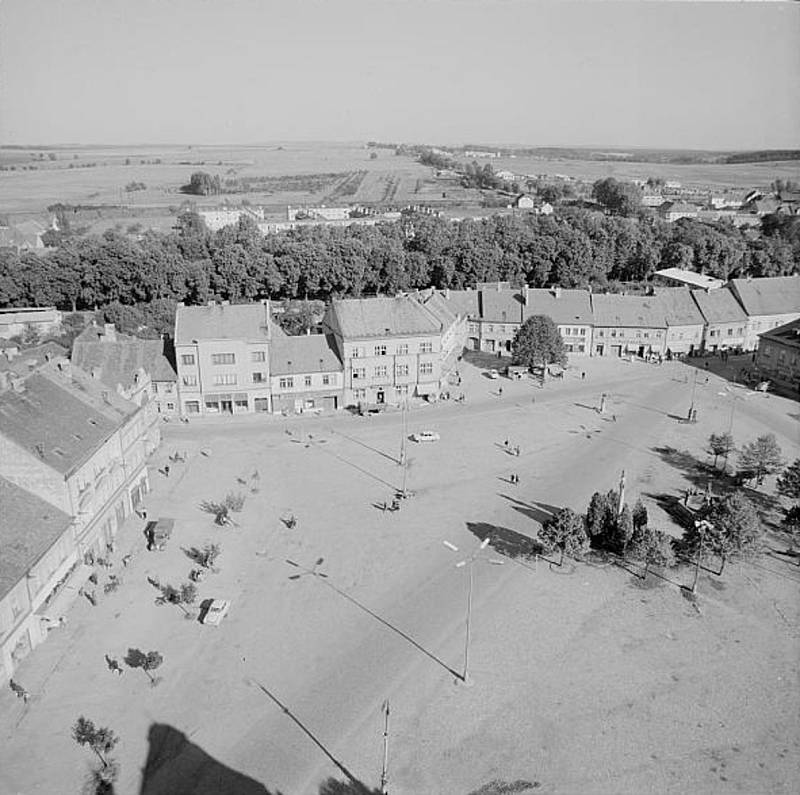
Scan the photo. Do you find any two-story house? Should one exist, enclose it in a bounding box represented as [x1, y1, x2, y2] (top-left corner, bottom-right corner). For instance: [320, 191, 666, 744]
[414, 288, 469, 382]
[729, 275, 800, 351]
[690, 287, 748, 353]
[654, 287, 706, 356]
[269, 333, 344, 413]
[591, 294, 667, 358]
[0, 477, 75, 683]
[323, 296, 443, 407]
[174, 301, 277, 416]
[527, 287, 594, 356]
[755, 318, 800, 397]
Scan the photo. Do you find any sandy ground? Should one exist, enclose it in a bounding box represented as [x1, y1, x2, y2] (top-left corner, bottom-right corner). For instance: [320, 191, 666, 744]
[1, 355, 798, 795]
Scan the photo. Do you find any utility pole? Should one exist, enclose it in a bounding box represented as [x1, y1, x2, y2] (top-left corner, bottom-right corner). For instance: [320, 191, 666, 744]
[688, 367, 699, 420]
[617, 469, 626, 516]
[380, 699, 390, 794]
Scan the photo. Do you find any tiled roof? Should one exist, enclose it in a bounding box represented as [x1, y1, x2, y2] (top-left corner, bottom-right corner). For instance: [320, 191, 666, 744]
[526, 288, 593, 325]
[439, 289, 480, 319]
[269, 333, 343, 375]
[0, 342, 68, 374]
[759, 318, 800, 349]
[730, 276, 800, 317]
[175, 302, 273, 345]
[0, 476, 73, 600]
[478, 288, 526, 323]
[0, 372, 121, 475]
[591, 294, 667, 328]
[72, 328, 177, 389]
[415, 291, 458, 328]
[690, 287, 748, 324]
[331, 296, 442, 338]
[654, 288, 706, 326]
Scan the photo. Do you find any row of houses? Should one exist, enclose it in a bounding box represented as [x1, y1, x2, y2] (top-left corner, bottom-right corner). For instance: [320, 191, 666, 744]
[0, 337, 168, 682]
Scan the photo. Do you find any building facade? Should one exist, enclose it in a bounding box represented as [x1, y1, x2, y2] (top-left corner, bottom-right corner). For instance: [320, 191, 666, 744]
[175, 301, 276, 416]
[591, 294, 667, 358]
[323, 296, 443, 407]
[690, 287, 748, 352]
[729, 276, 800, 351]
[754, 319, 800, 397]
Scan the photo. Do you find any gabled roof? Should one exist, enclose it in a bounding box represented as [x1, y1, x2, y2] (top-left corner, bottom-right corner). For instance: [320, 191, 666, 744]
[690, 286, 748, 324]
[591, 294, 666, 328]
[526, 288, 593, 325]
[72, 327, 177, 389]
[729, 276, 800, 317]
[175, 302, 274, 345]
[759, 317, 800, 349]
[415, 291, 458, 328]
[0, 476, 73, 600]
[0, 373, 122, 475]
[269, 333, 342, 375]
[653, 288, 706, 326]
[439, 289, 480, 319]
[330, 296, 442, 339]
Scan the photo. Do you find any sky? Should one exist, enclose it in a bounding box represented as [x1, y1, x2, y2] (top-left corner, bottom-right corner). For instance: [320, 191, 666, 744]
[1, 0, 798, 150]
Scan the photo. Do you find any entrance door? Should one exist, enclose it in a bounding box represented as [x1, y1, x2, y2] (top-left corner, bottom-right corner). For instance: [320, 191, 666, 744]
[221, 400, 233, 413]
[376, 390, 385, 404]
[595, 344, 604, 356]
[611, 345, 622, 358]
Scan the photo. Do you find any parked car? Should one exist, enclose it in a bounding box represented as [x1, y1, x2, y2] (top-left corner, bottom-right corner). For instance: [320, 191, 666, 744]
[411, 431, 440, 443]
[199, 598, 231, 626]
[487, 369, 500, 379]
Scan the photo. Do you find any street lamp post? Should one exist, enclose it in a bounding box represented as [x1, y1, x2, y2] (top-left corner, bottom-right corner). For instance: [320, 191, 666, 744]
[444, 536, 502, 684]
[691, 520, 713, 594]
[380, 699, 390, 794]
[688, 367, 699, 420]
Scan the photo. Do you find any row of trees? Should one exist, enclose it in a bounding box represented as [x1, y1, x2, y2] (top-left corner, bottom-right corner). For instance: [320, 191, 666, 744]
[1, 205, 797, 316]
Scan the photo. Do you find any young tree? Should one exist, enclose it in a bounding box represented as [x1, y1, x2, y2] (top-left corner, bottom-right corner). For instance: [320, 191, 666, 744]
[512, 315, 567, 371]
[738, 434, 784, 486]
[628, 525, 676, 576]
[708, 432, 735, 470]
[72, 716, 119, 769]
[611, 504, 634, 554]
[179, 583, 198, 616]
[201, 543, 221, 569]
[538, 508, 589, 559]
[632, 499, 648, 533]
[124, 648, 164, 686]
[585, 490, 618, 549]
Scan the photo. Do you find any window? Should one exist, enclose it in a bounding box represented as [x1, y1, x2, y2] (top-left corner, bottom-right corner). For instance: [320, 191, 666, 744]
[213, 374, 237, 386]
[395, 364, 409, 377]
[322, 374, 330, 386]
[486, 325, 494, 333]
[374, 366, 387, 379]
[166, 402, 175, 411]
[420, 362, 434, 376]
[353, 388, 367, 400]
[643, 332, 649, 339]
[737, 327, 743, 335]
[579, 328, 586, 336]
[252, 372, 266, 383]
[251, 351, 266, 363]
[181, 354, 195, 365]
[577, 345, 585, 353]
[353, 367, 366, 380]
[597, 330, 604, 337]
[611, 330, 617, 338]
[710, 329, 718, 337]
[420, 342, 433, 354]
[182, 375, 197, 387]
[184, 400, 200, 414]
[374, 345, 387, 356]
[211, 353, 235, 365]
[279, 377, 294, 389]
[727, 328, 734, 336]
[397, 344, 409, 356]
[351, 347, 364, 358]
[304, 375, 312, 387]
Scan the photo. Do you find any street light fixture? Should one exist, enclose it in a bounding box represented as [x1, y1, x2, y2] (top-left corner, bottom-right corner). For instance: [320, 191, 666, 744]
[691, 520, 714, 594]
[443, 537, 503, 684]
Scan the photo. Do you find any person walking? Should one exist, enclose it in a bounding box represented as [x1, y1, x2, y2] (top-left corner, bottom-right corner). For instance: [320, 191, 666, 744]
[581, 371, 586, 380]
[498, 387, 503, 398]
[164, 464, 170, 478]
[105, 655, 123, 675]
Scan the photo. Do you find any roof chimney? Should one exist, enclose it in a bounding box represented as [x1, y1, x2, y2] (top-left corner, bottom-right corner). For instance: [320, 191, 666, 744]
[102, 323, 116, 342]
[552, 286, 562, 299]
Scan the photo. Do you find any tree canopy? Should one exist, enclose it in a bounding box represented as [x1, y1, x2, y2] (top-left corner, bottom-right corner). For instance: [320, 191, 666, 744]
[512, 315, 567, 369]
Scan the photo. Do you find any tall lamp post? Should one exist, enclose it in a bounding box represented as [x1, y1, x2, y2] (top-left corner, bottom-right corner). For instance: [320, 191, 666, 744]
[691, 519, 714, 594]
[444, 536, 503, 684]
[687, 367, 700, 421]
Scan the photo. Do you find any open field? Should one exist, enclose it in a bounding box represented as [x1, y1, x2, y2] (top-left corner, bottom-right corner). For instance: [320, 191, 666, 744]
[1, 355, 797, 794]
[3, 143, 797, 233]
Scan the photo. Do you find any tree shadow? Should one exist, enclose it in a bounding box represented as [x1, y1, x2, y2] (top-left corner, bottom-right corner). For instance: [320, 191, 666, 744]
[467, 779, 542, 795]
[466, 521, 543, 560]
[499, 493, 561, 526]
[317, 779, 381, 795]
[140, 723, 276, 795]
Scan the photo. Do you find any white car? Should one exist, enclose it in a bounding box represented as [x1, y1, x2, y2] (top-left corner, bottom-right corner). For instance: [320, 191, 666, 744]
[411, 431, 440, 443]
[200, 598, 231, 626]
[487, 369, 500, 379]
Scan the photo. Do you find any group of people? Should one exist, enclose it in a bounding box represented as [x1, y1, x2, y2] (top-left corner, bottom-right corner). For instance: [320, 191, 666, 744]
[503, 440, 521, 457]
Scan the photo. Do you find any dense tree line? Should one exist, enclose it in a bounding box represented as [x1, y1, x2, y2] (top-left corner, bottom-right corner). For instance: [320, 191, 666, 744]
[0, 207, 796, 315]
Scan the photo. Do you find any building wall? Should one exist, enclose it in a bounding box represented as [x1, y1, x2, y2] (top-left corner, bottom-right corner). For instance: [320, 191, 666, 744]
[755, 339, 800, 395]
[0, 308, 62, 340]
[340, 334, 441, 406]
[665, 324, 704, 354]
[0, 579, 34, 683]
[152, 379, 179, 415]
[558, 324, 593, 356]
[743, 312, 800, 352]
[592, 326, 667, 357]
[702, 321, 746, 352]
[176, 338, 271, 416]
[270, 370, 343, 413]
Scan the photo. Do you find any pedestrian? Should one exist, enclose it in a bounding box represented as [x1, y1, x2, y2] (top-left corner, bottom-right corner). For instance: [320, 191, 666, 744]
[612, 414, 617, 423]
[141, 508, 147, 521]
[514, 446, 520, 457]
[105, 655, 123, 675]
[164, 464, 170, 478]
[122, 554, 132, 567]
[504, 439, 509, 449]
[581, 371, 586, 380]
[498, 387, 503, 397]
